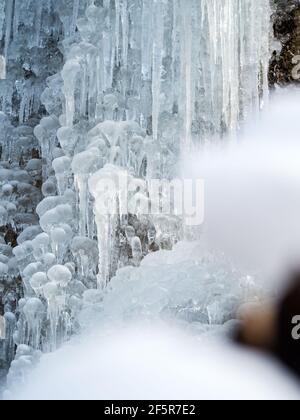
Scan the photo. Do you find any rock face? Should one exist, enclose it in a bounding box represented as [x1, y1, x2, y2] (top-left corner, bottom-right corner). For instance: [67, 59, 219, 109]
[269, 0, 300, 85]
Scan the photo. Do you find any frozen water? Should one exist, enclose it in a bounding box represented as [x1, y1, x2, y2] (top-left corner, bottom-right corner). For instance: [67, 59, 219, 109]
[0, 0, 274, 393]
[47, 265, 72, 288]
[39, 204, 73, 233]
[52, 156, 71, 195]
[78, 241, 263, 332]
[0, 262, 8, 276]
[30, 272, 48, 294]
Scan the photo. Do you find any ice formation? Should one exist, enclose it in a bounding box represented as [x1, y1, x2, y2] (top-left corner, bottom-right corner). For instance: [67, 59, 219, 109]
[78, 241, 264, 333]
[0, 0, 271, 390]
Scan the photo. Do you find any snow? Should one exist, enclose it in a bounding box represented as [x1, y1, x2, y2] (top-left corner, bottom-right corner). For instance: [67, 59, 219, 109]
[6, 325, 300, 400]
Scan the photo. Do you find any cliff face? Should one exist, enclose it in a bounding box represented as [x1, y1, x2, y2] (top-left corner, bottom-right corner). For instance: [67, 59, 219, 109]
[269, 0, 300, 85]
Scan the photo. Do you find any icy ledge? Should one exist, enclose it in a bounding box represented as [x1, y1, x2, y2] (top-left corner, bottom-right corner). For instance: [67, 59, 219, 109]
[78, 241, 265, 331]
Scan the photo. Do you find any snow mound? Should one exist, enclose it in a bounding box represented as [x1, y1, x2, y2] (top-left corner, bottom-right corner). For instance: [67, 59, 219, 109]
[7, 325, 300, 400]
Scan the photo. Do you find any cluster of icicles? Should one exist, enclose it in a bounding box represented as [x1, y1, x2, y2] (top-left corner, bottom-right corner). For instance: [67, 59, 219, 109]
[0, 0, 271, 391]
[0, 0, 87, 123]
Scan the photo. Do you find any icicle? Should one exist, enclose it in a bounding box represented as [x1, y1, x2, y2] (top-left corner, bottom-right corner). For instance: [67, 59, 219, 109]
[62, 59, 81, 127]
[151, 0, 164, 142]
[35, 1, 43, 47]
[180, 0, 193, 149]
[4, 0, 14, 62]
[0, 0, 5, 41]
[75, 175, 89, 237]
[121, 0, 129, 70]
[80, 61, 87, 117]
[71, 0, 80, 36]
[13, 0, 20, 39]
[141, 0, 153, 81]
[4, 313, 16, 364]
[115, 0, 120, 65]
[89, 166, 122, 288]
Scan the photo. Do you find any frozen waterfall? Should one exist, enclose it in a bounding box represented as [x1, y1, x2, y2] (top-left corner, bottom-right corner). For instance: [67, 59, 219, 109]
[0, 0, 271, 392]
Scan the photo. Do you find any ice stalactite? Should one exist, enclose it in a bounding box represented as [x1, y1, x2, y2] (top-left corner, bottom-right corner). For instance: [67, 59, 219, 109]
[141, 0, 153, 83]
[4, 0, 14, 63]
[72, 148, 102, 237]
[35, 2, 43, 47]
[3, 313, 16, 365]
[89, 165, 121, 288]
[151, 0, 164, 143]
[21, 298, 44, 350]
[13, 0, 20, 40]
[0, 1, 5, 41]
[34, 116, 60, 179]
[61, 60, 81, 128]
[89, 164, 149, 287]
[71, 0, 80, 36]
[180, 0, 193, 148]
[115, 0, 121, 66]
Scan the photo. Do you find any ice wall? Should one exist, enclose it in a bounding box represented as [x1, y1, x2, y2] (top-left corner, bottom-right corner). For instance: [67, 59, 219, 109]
[0, 0, 88, 382]
[56, 0, 270, 281]
[56, 0, 271, 156]
[0, 0, 271, 386]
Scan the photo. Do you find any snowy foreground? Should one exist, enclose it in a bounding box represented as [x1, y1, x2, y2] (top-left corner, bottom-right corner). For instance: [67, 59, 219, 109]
[6, 326, 300, 400]
[4, 241, 300, 400]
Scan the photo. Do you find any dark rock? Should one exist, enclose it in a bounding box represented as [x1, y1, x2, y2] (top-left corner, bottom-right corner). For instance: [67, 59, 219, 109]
[269, 1, 300, 86]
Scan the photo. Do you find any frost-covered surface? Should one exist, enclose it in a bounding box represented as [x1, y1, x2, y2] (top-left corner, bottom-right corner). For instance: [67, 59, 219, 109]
[0, 0, 272, 391]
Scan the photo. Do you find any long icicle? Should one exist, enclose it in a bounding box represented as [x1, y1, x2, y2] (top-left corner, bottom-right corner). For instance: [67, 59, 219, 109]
[4, 0, 14, 61]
